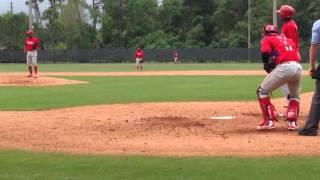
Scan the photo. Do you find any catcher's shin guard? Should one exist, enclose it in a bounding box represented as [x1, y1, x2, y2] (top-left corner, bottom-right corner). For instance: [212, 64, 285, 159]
[256, 87, 277, 130]
[286, 98, 300, 130]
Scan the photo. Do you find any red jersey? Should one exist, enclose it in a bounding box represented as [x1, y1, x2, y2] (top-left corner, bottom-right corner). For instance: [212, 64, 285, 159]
[135, 50, 144, 58]
[281, 19, 299, 48]
[24, 37, 40, 52]
[260, 34, 300, 65]
[173, 51, 178, 58]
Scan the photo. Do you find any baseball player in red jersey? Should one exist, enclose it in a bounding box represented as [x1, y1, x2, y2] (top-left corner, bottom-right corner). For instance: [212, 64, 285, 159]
[24, 30, 40, 78]
[277, 5, 300, 114]
[257, 24, 302, 131]
[278, 5, 299, 48]
[173, 50, 178, 64]
[135, 47, 144, 71]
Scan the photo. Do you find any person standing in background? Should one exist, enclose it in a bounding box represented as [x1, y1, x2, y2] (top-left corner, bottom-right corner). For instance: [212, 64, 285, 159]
[278, 5, 299, 49]
[135, 47, 144, 71]
[277, 5, 301, 118]
[173, 50, 179, 64]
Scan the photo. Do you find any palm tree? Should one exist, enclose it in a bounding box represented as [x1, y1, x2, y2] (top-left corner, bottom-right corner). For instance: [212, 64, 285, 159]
[25, 0, 44, 27]
[48, 0, 65, 8]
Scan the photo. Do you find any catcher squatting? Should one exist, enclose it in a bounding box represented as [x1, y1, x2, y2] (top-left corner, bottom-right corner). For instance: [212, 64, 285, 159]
[257, 24, 302, 131]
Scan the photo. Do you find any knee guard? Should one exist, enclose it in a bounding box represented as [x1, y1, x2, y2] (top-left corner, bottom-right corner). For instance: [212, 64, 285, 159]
[256, 87, 277, 122]
[286, 98, 300, 122]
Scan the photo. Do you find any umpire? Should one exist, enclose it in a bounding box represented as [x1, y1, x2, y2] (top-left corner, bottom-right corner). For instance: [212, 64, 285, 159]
[298, 19, 320, 136]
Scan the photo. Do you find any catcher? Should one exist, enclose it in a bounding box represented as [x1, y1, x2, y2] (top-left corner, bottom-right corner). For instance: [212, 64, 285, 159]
[257, 24, 302, 131]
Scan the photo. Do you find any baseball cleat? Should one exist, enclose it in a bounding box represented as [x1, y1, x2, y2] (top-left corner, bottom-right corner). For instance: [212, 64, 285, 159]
[257, 120, 275, 130]
[298, 128, 318, 136]
[287, 121, 298, 131]
[26, 74, 32, 77]
[34, 74, 38, 78]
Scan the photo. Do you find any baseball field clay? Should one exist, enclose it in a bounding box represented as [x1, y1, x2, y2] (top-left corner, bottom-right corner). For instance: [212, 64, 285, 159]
[0, 74, 87, 86]
[0, 71, 318, 157]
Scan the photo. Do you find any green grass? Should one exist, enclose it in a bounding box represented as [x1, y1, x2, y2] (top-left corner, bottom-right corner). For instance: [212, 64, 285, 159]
[0, 63, 318, 179]
[0, 75, 315, 111]
[0, 63, 311, 72]
[0, 150, 319, 180]
[0, 63, 275, 72]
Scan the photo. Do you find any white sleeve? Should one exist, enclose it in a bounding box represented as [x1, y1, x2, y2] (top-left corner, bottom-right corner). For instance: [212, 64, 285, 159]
[311, 20, 320, 44]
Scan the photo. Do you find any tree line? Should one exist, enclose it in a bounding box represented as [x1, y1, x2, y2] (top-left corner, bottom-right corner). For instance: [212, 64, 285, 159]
[0, 0, 320, 50]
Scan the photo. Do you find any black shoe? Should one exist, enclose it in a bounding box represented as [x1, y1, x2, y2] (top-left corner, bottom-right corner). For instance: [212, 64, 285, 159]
[298, 128, 318, 136]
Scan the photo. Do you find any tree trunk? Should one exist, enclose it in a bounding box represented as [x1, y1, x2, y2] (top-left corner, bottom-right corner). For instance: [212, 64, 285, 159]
[33, 0, 43, 27]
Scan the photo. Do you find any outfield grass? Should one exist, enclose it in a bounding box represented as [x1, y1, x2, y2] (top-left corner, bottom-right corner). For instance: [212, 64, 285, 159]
[0, 63, 265, 72]
[0, 62, 312, 73]
[0, 150, 319, 180]
[0, 75, 315, 110]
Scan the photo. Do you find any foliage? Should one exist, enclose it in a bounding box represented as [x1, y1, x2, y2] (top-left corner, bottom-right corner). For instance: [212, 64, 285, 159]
[1, 0, 320, 50]
[0, 13, 28, 50]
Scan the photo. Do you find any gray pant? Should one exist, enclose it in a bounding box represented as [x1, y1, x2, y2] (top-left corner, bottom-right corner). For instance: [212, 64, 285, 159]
[260, 61, 302, 99]
[26, 50, 38, 66]
[302, 80, 320, 130]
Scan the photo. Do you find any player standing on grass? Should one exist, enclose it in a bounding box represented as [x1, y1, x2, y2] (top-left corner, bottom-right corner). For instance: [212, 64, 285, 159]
[135, 47, 144, 71]
[24, 30, 40, 78]
[257, 24, 302, 131]
[277, 5, 300, 115]
[173, 50, 178, 64]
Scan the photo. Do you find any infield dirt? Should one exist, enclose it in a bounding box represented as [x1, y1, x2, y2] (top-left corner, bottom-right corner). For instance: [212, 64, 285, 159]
[0, 74, 87, 86]
[0, 71, 318, 157]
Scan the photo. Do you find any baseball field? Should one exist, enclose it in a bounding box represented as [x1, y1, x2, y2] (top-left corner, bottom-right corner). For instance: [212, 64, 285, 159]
[1, 63, 320, 179]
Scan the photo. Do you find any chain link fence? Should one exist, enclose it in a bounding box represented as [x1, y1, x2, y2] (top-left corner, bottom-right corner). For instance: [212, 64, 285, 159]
[0, 48, 310, 63]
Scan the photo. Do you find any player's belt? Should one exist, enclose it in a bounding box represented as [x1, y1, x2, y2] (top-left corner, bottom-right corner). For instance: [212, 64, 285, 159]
[279, 61, 297, 64]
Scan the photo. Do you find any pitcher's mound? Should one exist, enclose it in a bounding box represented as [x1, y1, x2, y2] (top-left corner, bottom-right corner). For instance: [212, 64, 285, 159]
[0, 75, 87, 87]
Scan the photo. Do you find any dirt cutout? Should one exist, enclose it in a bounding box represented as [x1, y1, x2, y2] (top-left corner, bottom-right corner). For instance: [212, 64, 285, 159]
[0, 71, 319, 157]
[0, 75, 87, 86]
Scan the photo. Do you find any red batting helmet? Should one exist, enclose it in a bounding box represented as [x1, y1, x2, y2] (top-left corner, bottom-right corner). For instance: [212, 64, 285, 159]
[26, 30, 33, 35]
[277, 5, 295, 18]
[263, 24, 278, 36]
